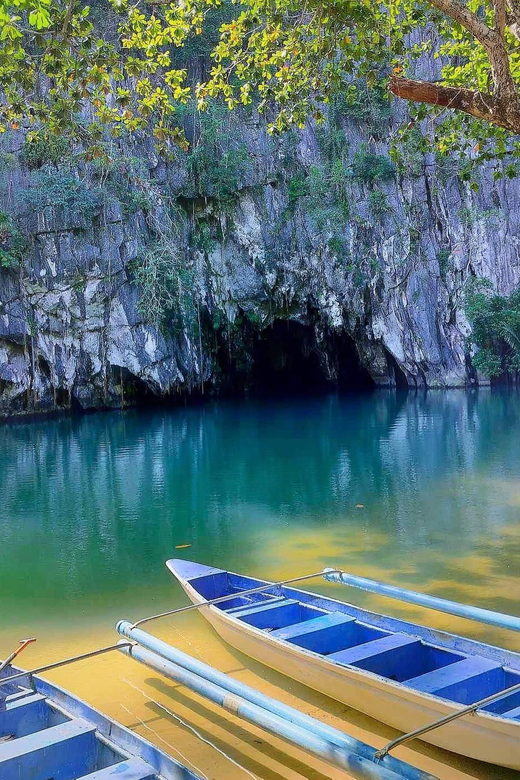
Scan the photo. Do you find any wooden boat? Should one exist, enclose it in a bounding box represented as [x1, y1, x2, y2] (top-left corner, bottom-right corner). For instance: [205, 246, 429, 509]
[167, 558, 520, 769]
[0, 663, 200, 779]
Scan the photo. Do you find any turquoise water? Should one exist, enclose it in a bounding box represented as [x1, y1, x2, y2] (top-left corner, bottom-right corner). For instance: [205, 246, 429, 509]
[2, 390, 520, 643]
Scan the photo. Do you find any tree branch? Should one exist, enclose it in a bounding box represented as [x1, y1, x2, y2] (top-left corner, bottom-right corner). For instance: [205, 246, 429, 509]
[507, 0, 520, 41]
[494, 0, 507, 37]
[428, 0, 519, 102]
[389, 75, 520, 133]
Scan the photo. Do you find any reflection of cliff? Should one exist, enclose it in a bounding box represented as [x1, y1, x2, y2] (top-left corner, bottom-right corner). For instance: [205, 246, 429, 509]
[1, 391, 520, 620]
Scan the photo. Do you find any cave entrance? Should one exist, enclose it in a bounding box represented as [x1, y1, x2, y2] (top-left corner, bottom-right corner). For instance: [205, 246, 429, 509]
[247, 320, 374, 396]
[109, 366, 154, 407]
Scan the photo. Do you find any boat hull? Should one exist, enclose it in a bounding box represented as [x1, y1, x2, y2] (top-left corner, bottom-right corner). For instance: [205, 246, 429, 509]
[1, 664, 200, 779]
[173, 566, 520, 769]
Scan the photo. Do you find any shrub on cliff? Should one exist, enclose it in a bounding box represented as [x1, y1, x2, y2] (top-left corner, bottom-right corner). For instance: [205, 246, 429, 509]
[465, 278, 520, 379]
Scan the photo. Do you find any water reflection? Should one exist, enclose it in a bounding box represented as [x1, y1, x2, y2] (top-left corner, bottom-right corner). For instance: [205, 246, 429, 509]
[1, 389, 520, 637]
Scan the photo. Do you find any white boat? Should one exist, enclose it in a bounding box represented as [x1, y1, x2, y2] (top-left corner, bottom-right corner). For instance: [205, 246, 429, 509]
[167, 558, 520, 770]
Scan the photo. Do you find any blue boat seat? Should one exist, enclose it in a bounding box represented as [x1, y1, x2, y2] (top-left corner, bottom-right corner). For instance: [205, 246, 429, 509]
[271, 613, 357, 652]
[0, 694, 49, 740]
[229, 598, 324, 630]
[225, 596, 286, 614]
[77, 757, 157, 780]
[406, 657, 503, 704]
[500, 705, 520, 720]
[0, 717, 97, 780]
[329, 633, 421, 680]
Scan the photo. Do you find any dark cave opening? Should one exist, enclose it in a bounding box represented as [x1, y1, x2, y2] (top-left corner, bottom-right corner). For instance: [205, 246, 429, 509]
[241, 320, 375, 396]
[110, 366, 154, 405]
[249, 320, 328, 395]
[385, 350, 409, 389]
[331, 331, 377, 392]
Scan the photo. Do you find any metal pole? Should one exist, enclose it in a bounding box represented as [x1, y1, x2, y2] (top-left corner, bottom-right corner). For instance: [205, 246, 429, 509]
[116, 621, 436, 780]
[0, 642, 134, 689]
[131, 569, 338, 629]
[323, 569, 520, 633]
[119, 642, 436, 780]
[375, 678, 520, 760]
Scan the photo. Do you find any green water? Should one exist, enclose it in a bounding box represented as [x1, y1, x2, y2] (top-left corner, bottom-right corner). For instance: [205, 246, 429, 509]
[2, 389, 520, 641]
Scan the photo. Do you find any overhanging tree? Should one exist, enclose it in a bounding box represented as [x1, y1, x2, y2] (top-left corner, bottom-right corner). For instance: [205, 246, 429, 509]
[1, 0, 520, 157]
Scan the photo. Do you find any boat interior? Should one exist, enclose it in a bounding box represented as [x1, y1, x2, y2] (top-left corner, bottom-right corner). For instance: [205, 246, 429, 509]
[0, 670, 163, 780]
[189, 568, 520, 722]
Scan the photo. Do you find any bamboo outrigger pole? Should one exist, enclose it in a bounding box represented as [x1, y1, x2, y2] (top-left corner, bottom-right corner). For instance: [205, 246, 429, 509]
[117, 621, 438, 780]
[323, 568, 520, 633]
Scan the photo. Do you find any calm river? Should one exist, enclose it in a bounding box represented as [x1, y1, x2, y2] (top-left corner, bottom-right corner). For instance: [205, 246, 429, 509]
[1, 390, 519, 779]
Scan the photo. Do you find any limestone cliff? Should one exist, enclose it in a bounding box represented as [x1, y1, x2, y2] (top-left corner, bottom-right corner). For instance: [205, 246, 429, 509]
[0, 87, 519, 415]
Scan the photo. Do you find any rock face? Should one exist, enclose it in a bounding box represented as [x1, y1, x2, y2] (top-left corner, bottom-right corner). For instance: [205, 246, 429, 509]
[1, 92, 519, 415]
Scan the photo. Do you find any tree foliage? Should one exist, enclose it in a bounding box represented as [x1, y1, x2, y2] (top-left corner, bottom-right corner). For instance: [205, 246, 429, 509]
[465, 278, 520, 378]
[2, 0, 520, 159]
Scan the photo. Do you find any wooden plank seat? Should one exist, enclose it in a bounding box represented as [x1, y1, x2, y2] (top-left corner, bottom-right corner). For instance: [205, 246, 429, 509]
[77, 757, 158, 780]
[406, 657, 503, 704]
[328, 633, 421, 680]
[0, 717, 97, 780]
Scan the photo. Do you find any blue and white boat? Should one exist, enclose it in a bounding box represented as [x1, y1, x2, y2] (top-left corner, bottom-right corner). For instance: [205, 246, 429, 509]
[0, 663, 200, 779]
[167, 559, 520, 770]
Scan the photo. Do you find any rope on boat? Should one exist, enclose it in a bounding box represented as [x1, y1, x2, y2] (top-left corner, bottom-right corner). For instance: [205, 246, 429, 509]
[375, 678, 520, 760]
[0, 641, 134, 689]
[129, 569, 341, 629]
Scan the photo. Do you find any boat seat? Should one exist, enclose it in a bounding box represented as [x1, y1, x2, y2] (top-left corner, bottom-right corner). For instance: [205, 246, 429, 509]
[229, 598, 324, 631]
[500, 705, 520, 720]
[76, 757, 157, 780]
[228, 598, 301, 629]
[0, 694, 48, 739]
[271, 613, 357, 653]
[328, 632, 421, 679]
[406, 657, 503, 704]
[225, 595, 286, 614]
[0, 717, 97, 780]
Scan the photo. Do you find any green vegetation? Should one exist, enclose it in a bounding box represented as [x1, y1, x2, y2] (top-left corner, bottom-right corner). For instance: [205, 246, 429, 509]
[465, 278, 520, 378]
[130, 238, 196, 331]
[3, 0, 520, 168]
[368, 189, 391, 219]
[437, 248, 451, 278]
[20, 149, 154, 220]
[339, 83, 392, 138]
[351, 147, 395, 185]
[390, 127, 427, 178]
[20, 167, 104, 218]
[458, 206, 501, 228]
[91, 150, 153, 215]
[20, 133, 72, 170]
[0, 211, 28, 269]
[183, 102, 252, 207]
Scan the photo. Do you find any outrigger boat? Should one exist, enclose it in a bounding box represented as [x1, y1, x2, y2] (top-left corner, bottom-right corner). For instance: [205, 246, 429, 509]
[167, 559, 520, 770]
[0, 663, 200, 780]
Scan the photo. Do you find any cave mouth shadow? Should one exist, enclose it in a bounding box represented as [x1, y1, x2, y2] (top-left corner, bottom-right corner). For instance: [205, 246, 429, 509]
[245, 320, 375, 398]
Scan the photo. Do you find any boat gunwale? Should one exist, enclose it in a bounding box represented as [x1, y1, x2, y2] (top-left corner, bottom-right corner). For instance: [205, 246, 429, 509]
[171, 563, 520, 732]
